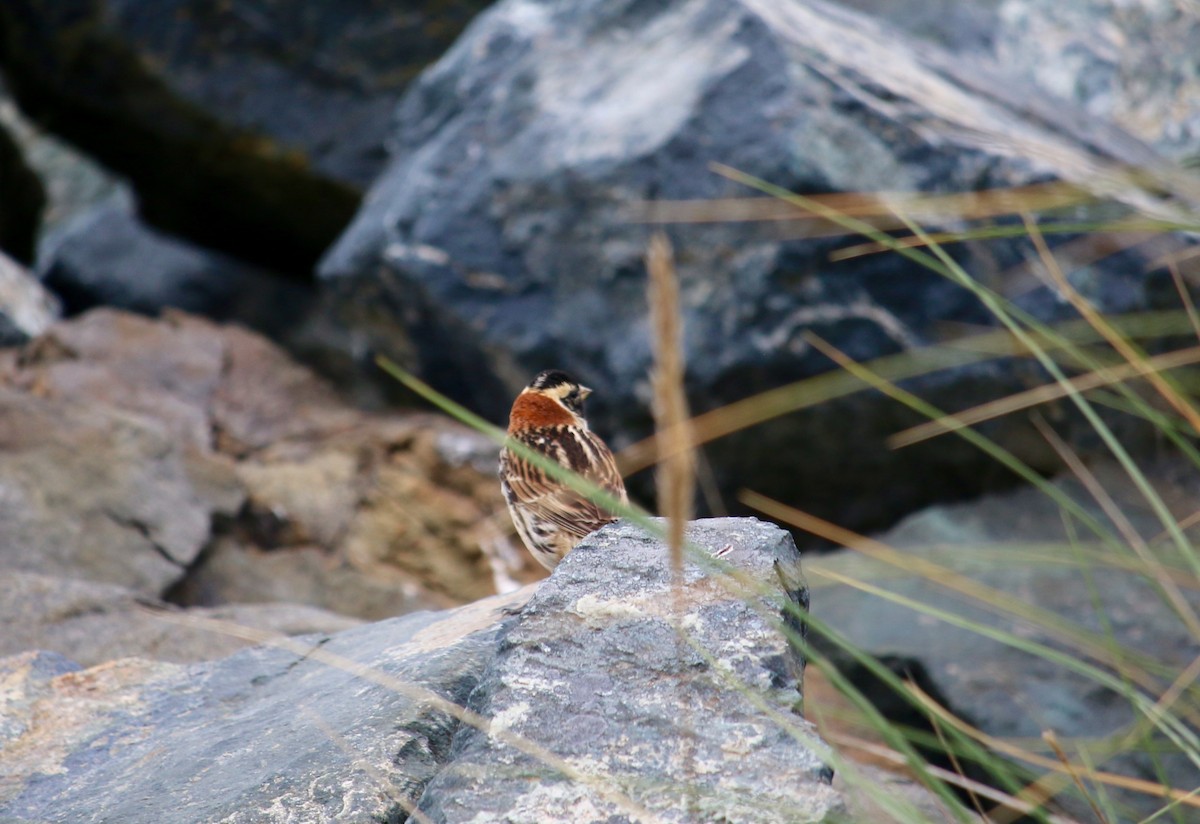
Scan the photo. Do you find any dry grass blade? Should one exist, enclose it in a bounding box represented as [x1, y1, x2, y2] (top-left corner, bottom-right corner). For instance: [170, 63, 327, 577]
[646, 230, 698, 812]
[743, 488, 1168, 694]
[137, 605, 661, 823]
[637, 182, 1091, 226]
[1030, 414, 1200, 641]
[890, 345, 1200, 449]
[646, 231, 694, 576]
[1023, 213, 1200, 436]
[1042, 729, 1112, 824]
[1168, 258, 1200, 344]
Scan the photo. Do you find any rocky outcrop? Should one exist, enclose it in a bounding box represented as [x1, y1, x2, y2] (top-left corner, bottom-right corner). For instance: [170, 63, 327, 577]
[319, 0, 1194, 536]
[0, 309, 540, 621]
[0, 601, 507, 823]
[0, 0, 492, 270]
[810, 459, 1200, 821]
[412, 519, 844, 822]
[1, 518, 907, 823]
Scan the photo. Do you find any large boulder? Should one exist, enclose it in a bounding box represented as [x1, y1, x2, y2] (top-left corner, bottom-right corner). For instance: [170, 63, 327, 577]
[5, 518, 953, 823]
[0, 383, 243, 594]
[412, 518, 844, 822]
[1, 77, 131, 250]
[0, 0, 492, 270]
[319, 0, 1194, 535]
[810, 460, 1200, 821]
[0, 603, 507, 822]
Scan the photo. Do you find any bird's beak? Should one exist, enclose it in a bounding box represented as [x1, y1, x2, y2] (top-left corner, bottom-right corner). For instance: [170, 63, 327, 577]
[580, 385, 593, 399]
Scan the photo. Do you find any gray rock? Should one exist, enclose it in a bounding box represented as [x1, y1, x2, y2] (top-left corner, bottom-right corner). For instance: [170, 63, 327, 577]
[0, 570, 363, 666]
[0, 250, 58, 346]
[0, 518, 877, 824]
[811, 461, 1200, 820]
[992, 0, 1200, 162]
[0, 0, 492, 270]
[0, 385, 243, 595]
[411, 518, 845, 823]
[0, 77, 133, 247]
[0, 597, 512, 823]
[319, 0, 1191, 535]
[830, 0, 1003, 51]
[37, 199, 315, 327]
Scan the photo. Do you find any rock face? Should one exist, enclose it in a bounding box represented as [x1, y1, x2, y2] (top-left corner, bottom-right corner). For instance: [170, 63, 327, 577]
[991, 0, 1200, 161]
[413, 518, 844, 822]
[0, 0, 492, 270]
[319, 0, 1192, 535]
[811, 460, 1200, 821]
[0, 519, 871, 824]
[0, 603, 507, 823]
[0, 309, 537, 620]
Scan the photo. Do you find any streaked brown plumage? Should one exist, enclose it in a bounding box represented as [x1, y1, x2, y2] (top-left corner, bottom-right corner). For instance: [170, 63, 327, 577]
[499, 369, 627, 570]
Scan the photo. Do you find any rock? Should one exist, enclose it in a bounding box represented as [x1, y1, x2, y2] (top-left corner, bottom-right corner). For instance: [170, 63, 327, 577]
[0, 595, 512, 822]
[411, 518, 846, 822]
[809, 460, 1200, 820]
[318, 0, 1194, 536]
[830, 0, 1003, 51]
[0, 384, 243, 594]
[0, 115, 42, 263]
[0, 570, 362, 666]
[1, 518, 909, 823]
[0, 309, 539, 614]
[991, 0, 1200, 162]
[0, 76, 132, 248]
[0, 0, 492, 270]
[38, 198, 315, 324]
[0, 251, 58, 346]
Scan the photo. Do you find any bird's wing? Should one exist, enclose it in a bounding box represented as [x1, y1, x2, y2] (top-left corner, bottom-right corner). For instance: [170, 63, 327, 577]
[502, 427, 627, 539]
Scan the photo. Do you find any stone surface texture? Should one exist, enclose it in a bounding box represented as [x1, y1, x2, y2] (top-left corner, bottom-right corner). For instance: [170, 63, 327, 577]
[412, 518, 844, 823]
[0, 309, 538, 618]
[0, 601, 507, 823]
[0, 518, 926, 824]
[319, 0, 1194, 537]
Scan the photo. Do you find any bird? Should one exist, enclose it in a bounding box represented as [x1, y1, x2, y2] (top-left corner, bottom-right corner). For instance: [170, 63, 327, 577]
[499, 369, 627, 570]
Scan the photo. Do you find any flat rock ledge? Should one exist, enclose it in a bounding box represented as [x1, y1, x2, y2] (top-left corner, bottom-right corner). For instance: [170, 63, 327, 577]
[0, 518, 845, 823]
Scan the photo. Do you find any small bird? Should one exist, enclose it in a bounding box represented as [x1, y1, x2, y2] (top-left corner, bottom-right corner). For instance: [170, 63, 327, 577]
[500, 369, 628, 570]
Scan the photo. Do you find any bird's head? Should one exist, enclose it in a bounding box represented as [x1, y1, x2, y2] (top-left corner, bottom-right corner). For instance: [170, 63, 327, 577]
[524, 369, 593, 418]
